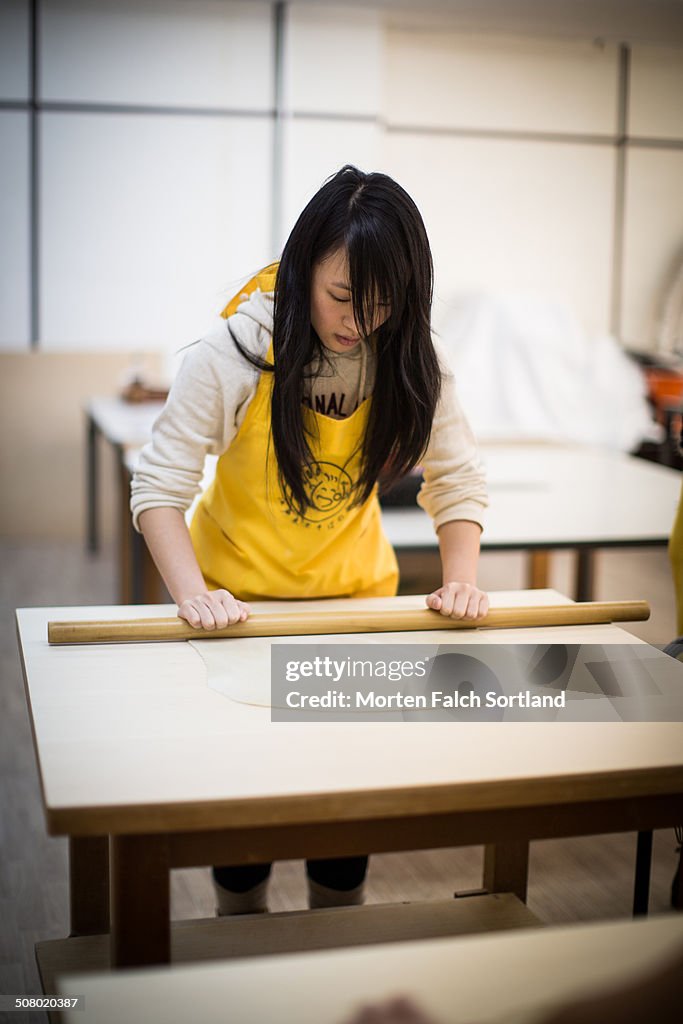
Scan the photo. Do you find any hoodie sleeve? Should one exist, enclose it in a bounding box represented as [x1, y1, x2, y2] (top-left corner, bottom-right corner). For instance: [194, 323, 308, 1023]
[417, 338, 488, 532]
[130, 299, 271, 531]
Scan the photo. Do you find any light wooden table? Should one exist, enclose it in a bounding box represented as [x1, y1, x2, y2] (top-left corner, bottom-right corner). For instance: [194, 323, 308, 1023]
[85, 397, 165, 603]
[15, 591, 683, 971]
[55, 913, 683, 1024]
[382, 443, 682, 600]
[85, 396, 165, 553]
[119, 441, 681, 603]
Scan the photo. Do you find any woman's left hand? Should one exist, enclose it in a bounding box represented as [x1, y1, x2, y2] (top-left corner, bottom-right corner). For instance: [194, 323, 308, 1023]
[426, 581, 489, 620]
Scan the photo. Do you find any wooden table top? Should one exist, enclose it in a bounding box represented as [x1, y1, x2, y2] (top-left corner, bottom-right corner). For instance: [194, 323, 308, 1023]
[16, 591, 683, 837]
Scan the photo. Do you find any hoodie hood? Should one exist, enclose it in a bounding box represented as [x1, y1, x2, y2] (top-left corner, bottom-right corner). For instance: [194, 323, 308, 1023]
[230, 287, 274, 337]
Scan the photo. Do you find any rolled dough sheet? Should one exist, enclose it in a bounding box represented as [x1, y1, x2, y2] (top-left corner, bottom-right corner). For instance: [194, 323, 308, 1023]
[189, 633, 426, 709]
[189, 634, 683, 720]
[190, 636, 278, 707]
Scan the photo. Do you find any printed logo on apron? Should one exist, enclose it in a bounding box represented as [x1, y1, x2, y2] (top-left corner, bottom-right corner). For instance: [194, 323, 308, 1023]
[280, 460, 354, 526]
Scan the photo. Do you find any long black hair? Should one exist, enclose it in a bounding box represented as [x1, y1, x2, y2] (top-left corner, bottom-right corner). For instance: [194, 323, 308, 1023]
[231, 164, 441, 516]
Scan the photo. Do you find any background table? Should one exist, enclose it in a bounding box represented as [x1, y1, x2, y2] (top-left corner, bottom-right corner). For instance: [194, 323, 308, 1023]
[56, 913, 683, 1024]
[85, 395, 165, 548]
[382, 443, 682, 601]
[16, 591, 683, 970]
[86, 396, 681, 604]
[117, 440, 681, 603]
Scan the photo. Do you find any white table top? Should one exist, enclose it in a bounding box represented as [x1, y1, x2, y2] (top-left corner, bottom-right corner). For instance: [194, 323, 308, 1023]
[123, 442, 681, 548]
[58, 913, 683, 1024]
[15, 591, 683, 837]
[87, 396, 165, 447]
[383, 443, 681, 549]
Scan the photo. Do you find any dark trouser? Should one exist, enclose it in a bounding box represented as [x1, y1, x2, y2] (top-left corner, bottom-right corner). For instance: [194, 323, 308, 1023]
[213, 856, 368, 893]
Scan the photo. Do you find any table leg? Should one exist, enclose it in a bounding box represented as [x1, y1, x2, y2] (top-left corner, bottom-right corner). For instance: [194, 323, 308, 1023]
[86, 415, 98, 553]
[69, 837, 110, 936]
[483, 841, 529, 902]
[144, 539, 167, 603]
[110, 834, 170, 967]
[673, 843, 683, 911]
[131, 515, 167, 604]
[118, 452, 133, 604]
[132, 527, 146, 604]
[633, 829, 653, 916]
[527, 551, 549, 590]
[121, 454, 165, 604]
[575, 548, 595, 601]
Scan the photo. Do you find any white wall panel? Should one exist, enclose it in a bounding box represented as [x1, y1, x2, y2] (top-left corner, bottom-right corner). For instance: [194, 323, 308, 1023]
[40, 113, 271, 349]
[0, 0, 30, 101]
[41, 0, 273, 110]
[285, 4, 383, 115]
[0, 113, 30, 349]
[383, 133, 614, 335]
[385, 31, 618, 135]
[629, 45, 683, 140]
[279, 119, 382, 251]
[621, 149, 683, 350]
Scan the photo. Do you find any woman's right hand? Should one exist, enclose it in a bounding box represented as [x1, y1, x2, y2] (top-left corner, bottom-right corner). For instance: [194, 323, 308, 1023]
[177, 590, 251, 630]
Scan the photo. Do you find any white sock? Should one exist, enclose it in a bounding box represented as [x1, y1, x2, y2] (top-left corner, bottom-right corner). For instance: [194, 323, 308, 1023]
[214, 876, 269, 916]
[308, 878, 365, 909]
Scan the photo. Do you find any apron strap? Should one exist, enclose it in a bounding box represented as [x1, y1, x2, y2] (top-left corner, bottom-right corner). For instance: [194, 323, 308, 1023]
[220, 263, 279, 319]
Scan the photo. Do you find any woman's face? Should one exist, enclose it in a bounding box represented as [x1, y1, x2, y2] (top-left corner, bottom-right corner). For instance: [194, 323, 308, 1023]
[310, 248, 390, 354]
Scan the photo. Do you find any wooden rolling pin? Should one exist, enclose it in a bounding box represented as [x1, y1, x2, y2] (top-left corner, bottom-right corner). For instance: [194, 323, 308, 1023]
[47, 600, 649, 645]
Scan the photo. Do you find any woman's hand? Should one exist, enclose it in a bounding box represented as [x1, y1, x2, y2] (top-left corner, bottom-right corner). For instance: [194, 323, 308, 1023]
[426, 581, 489, 620]
[177, 589, 251, 630]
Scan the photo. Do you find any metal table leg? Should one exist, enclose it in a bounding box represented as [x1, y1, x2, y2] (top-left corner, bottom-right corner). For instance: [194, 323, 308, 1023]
[633, 829, 653, 916]
[86, 414, 99, 553]
[575, 547, 595, 602]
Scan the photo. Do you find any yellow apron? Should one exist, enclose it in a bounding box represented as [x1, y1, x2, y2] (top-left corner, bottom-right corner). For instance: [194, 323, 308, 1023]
[189, 272, 398, 602]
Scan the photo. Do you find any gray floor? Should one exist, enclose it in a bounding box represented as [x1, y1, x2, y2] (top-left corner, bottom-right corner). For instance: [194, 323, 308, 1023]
[1, 540, 680, 1010]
